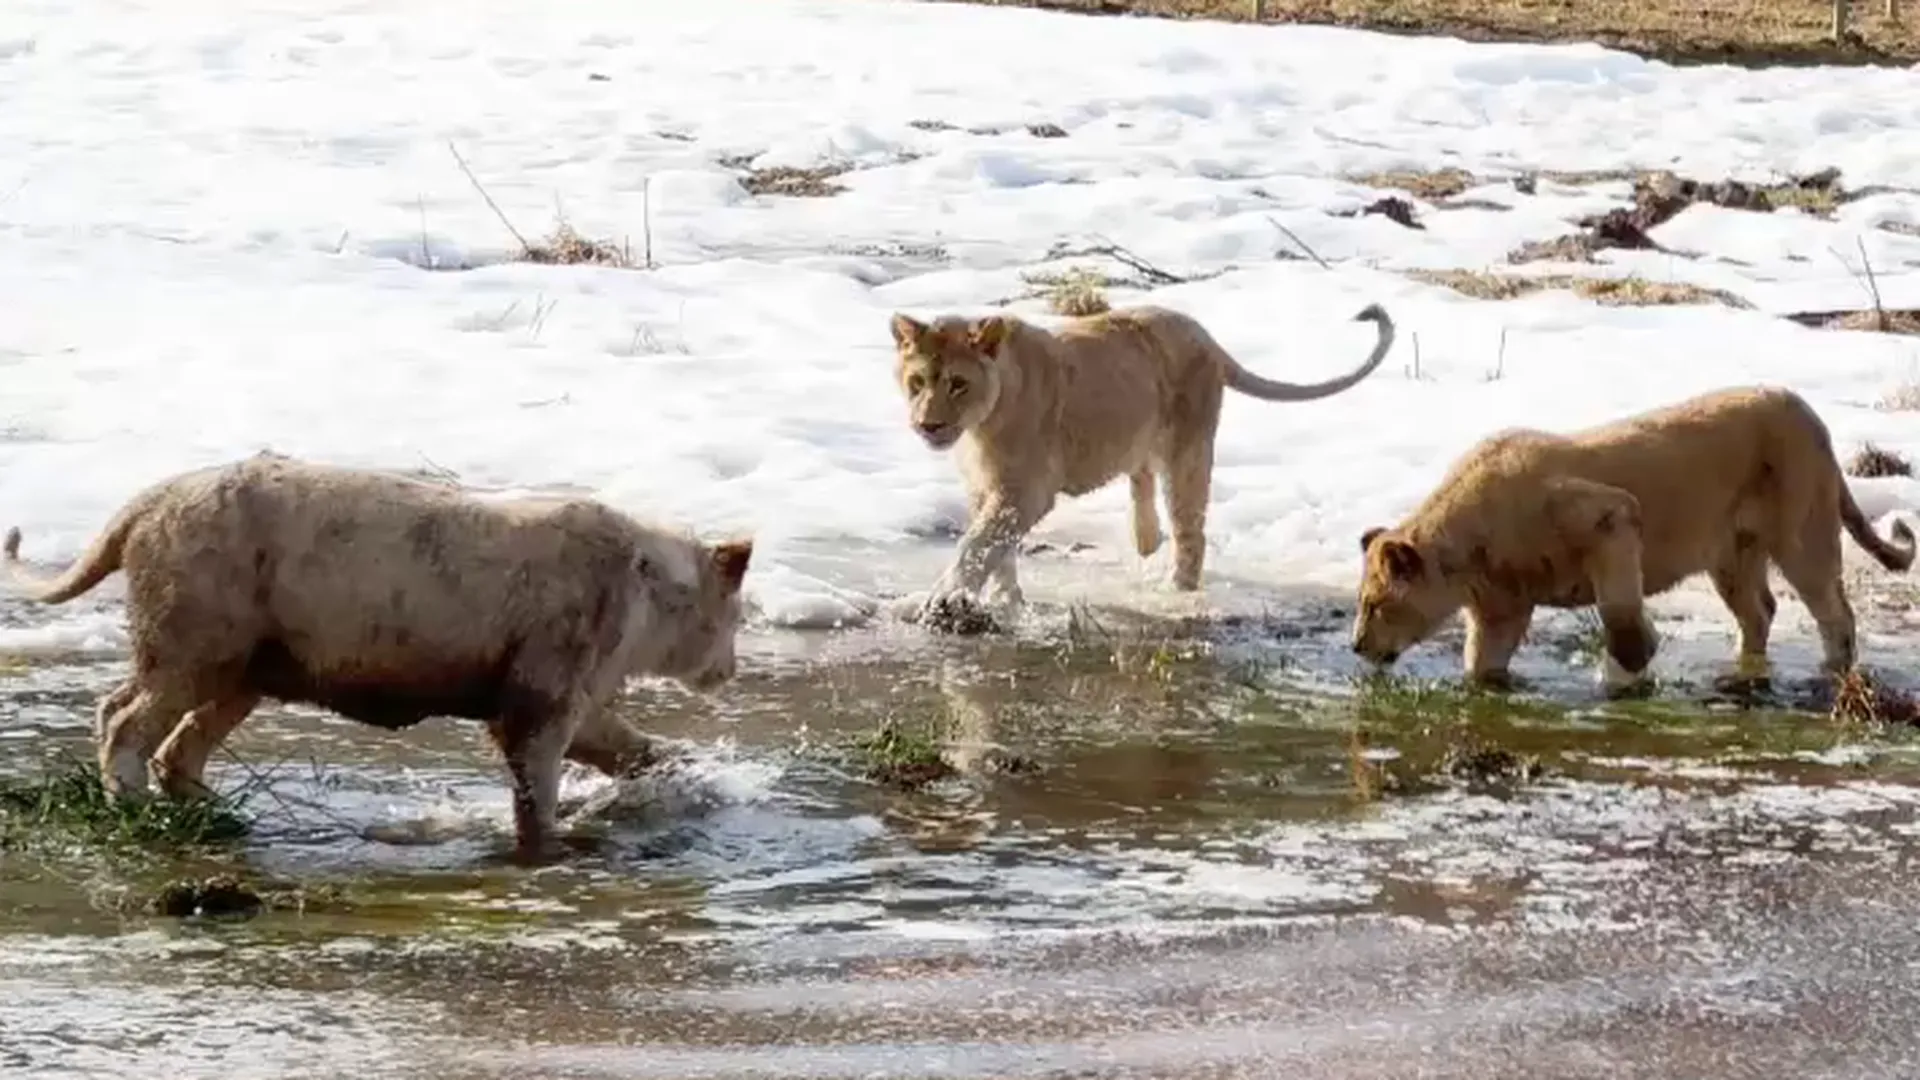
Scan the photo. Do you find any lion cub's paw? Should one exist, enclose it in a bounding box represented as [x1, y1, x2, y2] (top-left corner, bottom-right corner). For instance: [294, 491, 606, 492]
[917, 592, 1003, 636]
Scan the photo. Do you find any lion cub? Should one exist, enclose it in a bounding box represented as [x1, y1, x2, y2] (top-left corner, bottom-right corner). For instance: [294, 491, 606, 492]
[1349, 385, 1915, 688]
[2, 452, 753, 862]
[890, 301, 1395, 622]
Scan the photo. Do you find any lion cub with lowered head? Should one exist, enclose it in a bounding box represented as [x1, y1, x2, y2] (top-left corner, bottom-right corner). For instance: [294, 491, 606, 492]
[1349, 385, 1915, 688]
[1, 452, 753, 862]
[891, 301, 1395, 622]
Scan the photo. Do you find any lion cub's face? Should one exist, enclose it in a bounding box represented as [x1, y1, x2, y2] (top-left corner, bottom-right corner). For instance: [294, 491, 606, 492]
[889, 313, 1007, 450]
[1350, 526, 1460, 666]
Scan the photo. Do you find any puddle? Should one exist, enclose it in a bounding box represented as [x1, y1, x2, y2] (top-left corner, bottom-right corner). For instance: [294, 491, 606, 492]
[6, 575, 1920, 1078]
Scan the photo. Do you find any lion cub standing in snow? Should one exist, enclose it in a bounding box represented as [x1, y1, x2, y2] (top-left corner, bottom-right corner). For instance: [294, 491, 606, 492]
[1349, 385, 1915, 687]
[2, 452, 753, 862]
[890, 301, 1395, 622]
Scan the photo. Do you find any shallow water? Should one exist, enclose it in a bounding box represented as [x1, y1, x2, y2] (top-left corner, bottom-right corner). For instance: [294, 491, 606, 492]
[7, 568, 1920, 1079]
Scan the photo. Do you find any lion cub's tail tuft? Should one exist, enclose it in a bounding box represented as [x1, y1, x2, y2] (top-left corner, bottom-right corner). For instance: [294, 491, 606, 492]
[1840, 486, 1917, 573]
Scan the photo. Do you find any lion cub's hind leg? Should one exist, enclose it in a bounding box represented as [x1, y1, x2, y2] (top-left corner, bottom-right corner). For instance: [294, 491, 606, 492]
[1162, 434, 1217, 592]
[1708, 535, 1777, 684]
[1129, 469, 1163, 558]
[1773, 521, 1859, 677]
[1547, 478, 1659, 692]
[150, 693, 263, 798]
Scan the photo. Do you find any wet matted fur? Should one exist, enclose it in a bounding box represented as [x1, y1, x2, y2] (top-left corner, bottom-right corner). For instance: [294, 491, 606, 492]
[890, 300, 1395, 623]
[1349, 385, 1915, 687]
[2, 452, 753, 861]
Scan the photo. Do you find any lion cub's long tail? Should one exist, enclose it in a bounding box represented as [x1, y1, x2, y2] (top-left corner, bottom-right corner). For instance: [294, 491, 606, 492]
[2, 500, 146, 604]
[1224, 303, 1396, 403]
[1839, 485, 1917, 572]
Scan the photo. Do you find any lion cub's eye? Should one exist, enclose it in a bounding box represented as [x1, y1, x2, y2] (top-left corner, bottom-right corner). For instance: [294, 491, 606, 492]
[906, 374, 926, 394]
[949, 376, 969, 397]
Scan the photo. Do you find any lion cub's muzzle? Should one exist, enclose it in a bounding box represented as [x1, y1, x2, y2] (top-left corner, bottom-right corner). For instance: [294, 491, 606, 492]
[1350, 632, 1399, 667]
[914, 421, 960, 449]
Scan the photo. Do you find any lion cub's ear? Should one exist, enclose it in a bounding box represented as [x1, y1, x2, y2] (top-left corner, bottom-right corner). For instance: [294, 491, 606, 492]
[711, 538, 754, 593]
[969, 316, 1009, 359]
[1358, 526, 1385, 554]
[889, 313, 928, 351]
[1379, 538, 1424, 580]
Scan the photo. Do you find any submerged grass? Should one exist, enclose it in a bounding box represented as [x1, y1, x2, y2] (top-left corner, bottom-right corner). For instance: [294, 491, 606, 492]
[850, 717, 958, 789]
[0, 757, 253, 855]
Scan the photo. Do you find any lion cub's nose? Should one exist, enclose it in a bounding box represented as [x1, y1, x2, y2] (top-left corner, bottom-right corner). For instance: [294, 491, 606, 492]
[915, 421, 945, 437]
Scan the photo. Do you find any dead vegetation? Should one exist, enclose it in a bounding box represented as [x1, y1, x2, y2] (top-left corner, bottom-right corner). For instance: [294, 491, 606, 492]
[934, 0, 1920, 68]
[1846, 443, 1913, 479]
[1406, 268, 1750, 308]
[718, 155, 854, 198]
[1830, 668, 1920, 728]
[1787, 308, 1920, 336]
[446, 142, 647, 270]
[1025, 265, 1114, 316]
[910, 119, 1071, 138]
[519, 222, 633, 267]
[999, 238, 1222, 309]
[1878, 383, 1920, 411]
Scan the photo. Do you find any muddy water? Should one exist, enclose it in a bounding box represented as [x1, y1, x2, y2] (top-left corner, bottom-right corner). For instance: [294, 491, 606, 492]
[7, 577, 1920, 1079]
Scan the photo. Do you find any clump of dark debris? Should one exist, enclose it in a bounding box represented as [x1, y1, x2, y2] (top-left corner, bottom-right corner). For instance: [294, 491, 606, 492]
[1847, 442, 1914, 479]
[1434, 733, 1548, 791]
[147, 875, 264, 919]
[1509, 167, 1851, 264]
[1353, 195, 1423, 230]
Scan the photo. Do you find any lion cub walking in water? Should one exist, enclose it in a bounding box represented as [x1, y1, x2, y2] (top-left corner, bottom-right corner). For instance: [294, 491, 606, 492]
[1349, 385, 1915, 687]
[890, 301, 1395, 622]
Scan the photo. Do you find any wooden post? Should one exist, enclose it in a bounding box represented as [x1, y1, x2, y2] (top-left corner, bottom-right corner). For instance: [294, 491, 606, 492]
[1887, 0, 1899, 20]
[1251, 0, 1266, 19]
[1832, 0, 1849, 39]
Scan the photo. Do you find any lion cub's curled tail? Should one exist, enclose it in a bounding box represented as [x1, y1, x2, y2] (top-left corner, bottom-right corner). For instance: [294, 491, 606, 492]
[2, 495, 151, 604]
[1839, 484, 1917, 572]
[1224, 303, 1396, 403]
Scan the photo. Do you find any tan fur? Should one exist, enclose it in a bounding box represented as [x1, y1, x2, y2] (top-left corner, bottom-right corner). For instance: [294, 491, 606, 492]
[1349, 385, 1915, 685]
[890, 301, 1395, 618]
[2, 452, 753, 861]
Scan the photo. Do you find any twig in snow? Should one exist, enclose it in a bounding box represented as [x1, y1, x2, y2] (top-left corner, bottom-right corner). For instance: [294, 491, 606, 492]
[1047, 237, 1187, 286]
[1831, 238, 1889, 332]
[448, 141, 534, 253]
[416, 195, 431, 268]
[641, 176, 656, 270]
[1266, 216, 1331, 270]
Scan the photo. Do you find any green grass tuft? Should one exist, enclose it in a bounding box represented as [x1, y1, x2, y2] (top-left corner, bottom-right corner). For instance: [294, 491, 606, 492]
[0, 756, 253, 854]
[849, 717, 957, 790]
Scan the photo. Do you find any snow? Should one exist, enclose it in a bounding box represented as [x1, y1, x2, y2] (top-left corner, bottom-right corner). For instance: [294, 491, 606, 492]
[3, 0, 1920, 643]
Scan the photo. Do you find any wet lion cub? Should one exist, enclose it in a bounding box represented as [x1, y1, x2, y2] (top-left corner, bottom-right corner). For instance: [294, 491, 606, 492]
[890, 301, 1394, 624]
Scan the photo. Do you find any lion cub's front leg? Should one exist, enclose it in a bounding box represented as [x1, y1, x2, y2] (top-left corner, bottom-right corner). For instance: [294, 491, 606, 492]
[1463, 602, 1533, 688]
[920, 485, 1053, 623]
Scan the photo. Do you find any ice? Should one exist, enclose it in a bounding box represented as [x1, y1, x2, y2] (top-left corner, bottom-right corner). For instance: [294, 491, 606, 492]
[2, 0, 1919, 638]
